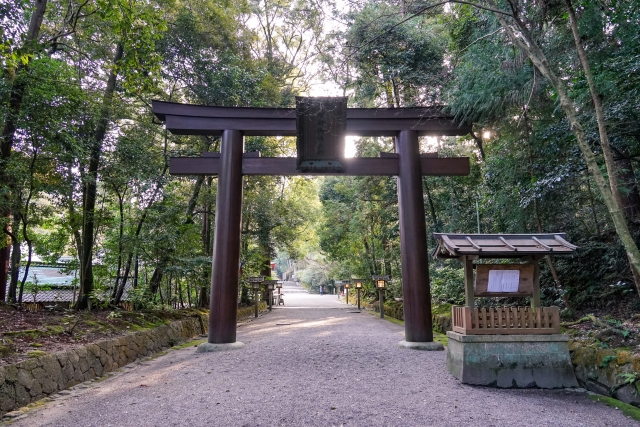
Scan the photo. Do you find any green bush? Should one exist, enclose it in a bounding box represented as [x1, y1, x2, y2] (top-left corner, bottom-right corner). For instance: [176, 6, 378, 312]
[430, 266, 465, 305]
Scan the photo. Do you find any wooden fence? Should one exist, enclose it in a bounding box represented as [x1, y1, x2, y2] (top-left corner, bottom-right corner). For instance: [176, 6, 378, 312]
[452, 306, 560, 335]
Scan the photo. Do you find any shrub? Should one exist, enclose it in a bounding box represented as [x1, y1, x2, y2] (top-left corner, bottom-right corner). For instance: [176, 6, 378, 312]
[430, 266, 465, 305]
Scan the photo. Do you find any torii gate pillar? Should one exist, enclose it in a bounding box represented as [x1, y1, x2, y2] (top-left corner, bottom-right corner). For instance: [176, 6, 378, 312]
[208, 130, 244, 345]
[397, 130, 434, 344]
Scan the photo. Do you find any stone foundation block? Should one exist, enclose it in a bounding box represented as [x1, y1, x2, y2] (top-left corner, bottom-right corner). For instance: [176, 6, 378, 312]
[447, 332, 578, 389]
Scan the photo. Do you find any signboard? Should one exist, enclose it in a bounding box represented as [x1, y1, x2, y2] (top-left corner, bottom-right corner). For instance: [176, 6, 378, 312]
[296, 96, 348, 172]
[371, 275, 390, 281]
[263, 280, 279, 285]
[487, 270, 520, 293]
[248, 276, 265, 283]
[474, 264, 534, 297]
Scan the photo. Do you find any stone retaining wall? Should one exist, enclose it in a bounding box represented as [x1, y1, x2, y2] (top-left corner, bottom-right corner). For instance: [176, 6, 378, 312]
[569, 340, 640, 407]
[0, 316, 206, 415]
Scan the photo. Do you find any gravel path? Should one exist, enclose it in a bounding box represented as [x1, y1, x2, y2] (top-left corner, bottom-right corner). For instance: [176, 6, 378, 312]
[7, 282, 638, 426]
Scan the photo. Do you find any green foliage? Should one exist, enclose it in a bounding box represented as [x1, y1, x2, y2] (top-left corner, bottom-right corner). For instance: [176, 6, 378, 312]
[600, 355, 617, 368]
[430, 266, 465, 305]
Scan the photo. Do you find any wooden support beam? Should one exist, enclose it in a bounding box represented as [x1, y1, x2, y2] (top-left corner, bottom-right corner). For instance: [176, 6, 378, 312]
[463, 256, 475, 308]
[532, 262, 541, 310]
[169, 156, 470, 177]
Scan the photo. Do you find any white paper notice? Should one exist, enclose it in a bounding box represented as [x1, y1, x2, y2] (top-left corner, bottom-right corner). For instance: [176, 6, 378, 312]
[487, 270, 520, 293]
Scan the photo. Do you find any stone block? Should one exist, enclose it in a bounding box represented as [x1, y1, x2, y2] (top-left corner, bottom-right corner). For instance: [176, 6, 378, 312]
[571, 346, 596, 367]
[14, 383, 30, 407]
[41, 376, 58, 395]
[85, 348, 96, 368]
[4, 365, 17, 383]
[78, 356, 90, 374]
[17, 358, 39, 371]
[84, 368, 95, 381]
[73, 366, 84, 383]
[595, 348, 616, 366]
[616, 384, 640, 407]
[61, 361, 74, 385]
[0, 366, 5, 384]
[0, 382, 16, 412]
[618, 351, 632, 366]
[585, 379, 610, 396]
[16, 369, 35, 390]
[446, 332, 578, 389]
[68, 350, 79, 365]
[40, 355, 61, 380]
[92, 357, 103, 377]
[28, 378, 42, 398]
[87, 344, 100, 358]
[75, 347, 87, 360]
[56, 352, 68, 367]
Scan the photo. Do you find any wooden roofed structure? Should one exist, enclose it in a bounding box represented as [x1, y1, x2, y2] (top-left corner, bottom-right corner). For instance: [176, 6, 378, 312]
[433, 233, 578, 259]
[433, 233, 578, 335]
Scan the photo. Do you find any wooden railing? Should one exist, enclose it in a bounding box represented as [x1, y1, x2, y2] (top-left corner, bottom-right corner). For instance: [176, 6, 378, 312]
[452, 306, 560, 335]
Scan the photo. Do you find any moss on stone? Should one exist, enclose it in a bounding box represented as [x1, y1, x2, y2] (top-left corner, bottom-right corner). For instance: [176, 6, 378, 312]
[589, 394, 640, 421]
[572, 346, 597, 367]
[26, 350, 49, 358]
[0, 344, 14, 358]
[170, 338, 207, 350]
[617, 351, 632, 366]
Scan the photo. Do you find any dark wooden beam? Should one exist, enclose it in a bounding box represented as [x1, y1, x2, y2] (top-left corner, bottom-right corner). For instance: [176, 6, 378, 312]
[153, 101, 472, 137]
[164, 115, 471, 137]
[169, 156, 470, 176]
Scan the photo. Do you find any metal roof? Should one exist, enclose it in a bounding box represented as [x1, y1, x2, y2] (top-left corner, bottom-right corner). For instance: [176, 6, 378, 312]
[433, 233, 577, 259]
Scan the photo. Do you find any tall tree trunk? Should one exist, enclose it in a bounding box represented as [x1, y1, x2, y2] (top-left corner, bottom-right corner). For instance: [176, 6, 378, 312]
[0, 243, 8, 301]
[493, 8, 640, 298]
[149, 175, 205, 295]
[615, 145, 640, 222]
[0, 0, 49, 301]
[523, 110, 567, 307]
[7, 220, 20, 303]
[76, 43, 124, 310]
[111, 191, 126, 301]
[199, 177, 212, 307]
[112, 173, 166, 305]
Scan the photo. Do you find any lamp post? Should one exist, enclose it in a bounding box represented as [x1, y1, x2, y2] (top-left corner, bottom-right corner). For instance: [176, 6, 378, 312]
[249, 276, 264, 318]
[373, 276, 388, 318]
[276, 281, 283, 305]
[265, 280, 277, 311]
[355, 280, 363, 310]
[345, 283, 350, 305]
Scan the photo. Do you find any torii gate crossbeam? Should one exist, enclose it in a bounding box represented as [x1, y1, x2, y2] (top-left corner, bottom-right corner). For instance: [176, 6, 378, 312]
[152, 100, 472, 350]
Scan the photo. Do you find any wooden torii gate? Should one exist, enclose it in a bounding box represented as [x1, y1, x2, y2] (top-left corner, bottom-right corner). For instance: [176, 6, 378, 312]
[152, 100, 472, 351]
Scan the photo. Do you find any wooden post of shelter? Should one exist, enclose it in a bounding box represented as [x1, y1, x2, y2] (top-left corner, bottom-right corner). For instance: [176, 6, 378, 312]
[152, 99, 472, 350]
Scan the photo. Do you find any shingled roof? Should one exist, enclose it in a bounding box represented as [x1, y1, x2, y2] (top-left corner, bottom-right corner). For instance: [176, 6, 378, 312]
[433, 233, 577, 259]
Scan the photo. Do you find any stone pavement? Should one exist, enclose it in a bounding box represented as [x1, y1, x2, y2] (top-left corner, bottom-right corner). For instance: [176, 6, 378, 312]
[5, 282, 637, 426]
